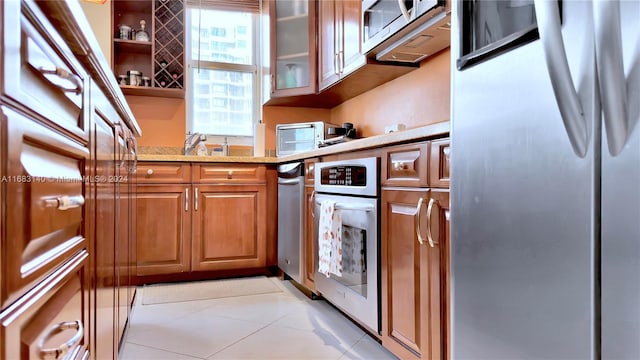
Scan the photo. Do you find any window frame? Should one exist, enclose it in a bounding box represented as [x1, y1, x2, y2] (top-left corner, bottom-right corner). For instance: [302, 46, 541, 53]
[185, 4, 261, 146]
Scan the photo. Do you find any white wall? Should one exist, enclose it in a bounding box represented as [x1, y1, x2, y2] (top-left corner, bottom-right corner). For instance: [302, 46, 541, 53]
[79, 0, 112, 67]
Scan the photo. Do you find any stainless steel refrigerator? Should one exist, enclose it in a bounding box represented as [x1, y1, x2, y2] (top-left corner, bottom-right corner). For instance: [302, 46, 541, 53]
[450, 0, 639, 358]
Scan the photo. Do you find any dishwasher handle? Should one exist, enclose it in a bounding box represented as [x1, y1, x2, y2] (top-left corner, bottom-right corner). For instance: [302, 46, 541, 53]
[278, 178, 302, 185]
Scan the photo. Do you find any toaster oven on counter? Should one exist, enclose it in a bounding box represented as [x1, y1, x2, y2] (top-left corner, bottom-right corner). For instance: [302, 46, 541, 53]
[276, 121, 341, 156]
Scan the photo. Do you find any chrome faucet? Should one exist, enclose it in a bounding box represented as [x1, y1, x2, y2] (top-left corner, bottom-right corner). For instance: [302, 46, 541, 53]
[184, 133, 207, 155]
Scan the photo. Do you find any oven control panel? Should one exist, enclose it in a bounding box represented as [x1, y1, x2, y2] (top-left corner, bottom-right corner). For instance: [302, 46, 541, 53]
[314, 157, 378, 197]
[320, 165, 367, 186]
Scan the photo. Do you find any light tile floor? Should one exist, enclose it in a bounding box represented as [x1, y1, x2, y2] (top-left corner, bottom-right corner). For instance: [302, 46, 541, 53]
[120, 277, 397, 360]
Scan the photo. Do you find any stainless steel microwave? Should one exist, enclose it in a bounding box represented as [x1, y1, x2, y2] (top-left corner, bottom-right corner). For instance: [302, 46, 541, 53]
[276, 121, 340, 157]
[362, 0, 445, 56]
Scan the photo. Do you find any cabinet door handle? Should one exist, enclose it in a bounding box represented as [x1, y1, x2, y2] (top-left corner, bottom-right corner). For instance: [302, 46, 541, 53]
[339, 50, 344, 74]
[426, 198, 437, 247]
[38, 67, 83, 94]
[415, 197, 425, 245]
[44, 195, 85, 210]
[39, 320, 83, 359]
[194, 187, 199, 211]
[271, 74, 275, 93]
[334, 53, 340, 76]
[185, 188, 189, 212]
[309, 190, 316, 218]
[114, 124, 127, 169]
[129, 135, 138, 172]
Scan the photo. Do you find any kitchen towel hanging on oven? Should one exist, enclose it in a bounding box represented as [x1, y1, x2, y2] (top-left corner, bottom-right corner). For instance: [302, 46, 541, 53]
[318, 200, 342, 277]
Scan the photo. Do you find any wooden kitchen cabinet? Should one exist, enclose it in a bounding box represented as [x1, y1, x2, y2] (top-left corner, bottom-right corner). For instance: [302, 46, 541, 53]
[135, 162, 272, 281]
[135, 184, 191, 276]
[264, 0, 419, 108]
[112, 0, 185, 98]
[269, 0, 317, 97]
[1, 107, 89, 308]
[91, 83, 139, 359]
[318, 0, 365, 91]
[2, 0, 141, 359]
[430, 138, 451, 188]
[191, 185, 267, 271]
[303, 185, 316, 290]
[380, 139, 450, 360]
[0, 251, 90, 360]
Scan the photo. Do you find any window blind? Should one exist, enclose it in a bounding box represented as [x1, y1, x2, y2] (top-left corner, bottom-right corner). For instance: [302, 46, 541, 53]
[185, 0, 260, 13]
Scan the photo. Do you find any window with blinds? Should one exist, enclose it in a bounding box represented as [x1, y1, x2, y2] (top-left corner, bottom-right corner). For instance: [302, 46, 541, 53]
[185, 0, 260, 143]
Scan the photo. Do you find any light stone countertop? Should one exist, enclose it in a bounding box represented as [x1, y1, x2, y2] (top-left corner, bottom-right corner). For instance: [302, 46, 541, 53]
[137, 121, 449, 164]
[136, 154, 280, 163]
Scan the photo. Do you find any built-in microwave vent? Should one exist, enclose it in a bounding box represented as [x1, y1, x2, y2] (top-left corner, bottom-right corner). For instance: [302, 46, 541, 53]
[376, 11, 451, 63]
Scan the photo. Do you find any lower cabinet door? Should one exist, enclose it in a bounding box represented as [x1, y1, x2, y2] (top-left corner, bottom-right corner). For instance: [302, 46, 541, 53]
[0, 250, 90, 360]
[381, 189, 430, 359]
[135, 185, 191, 275]
[381, 188, 449, 360]
[191, 184, 267, 271]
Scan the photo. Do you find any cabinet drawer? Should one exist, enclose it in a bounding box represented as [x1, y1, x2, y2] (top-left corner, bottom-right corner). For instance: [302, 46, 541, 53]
[429, 138, 450, 188]
[0, 250, 89, 360]
[2, 107, 88, 307]
[381, 142, 430, 187]
[2, 1, 87, 142]
[137, 162, 191, 184]
[193, 164, 266, 184]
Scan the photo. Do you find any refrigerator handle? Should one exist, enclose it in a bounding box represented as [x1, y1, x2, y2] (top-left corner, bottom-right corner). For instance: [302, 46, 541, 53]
[534, 0, 589, 158]
[593, 0, 628, 156]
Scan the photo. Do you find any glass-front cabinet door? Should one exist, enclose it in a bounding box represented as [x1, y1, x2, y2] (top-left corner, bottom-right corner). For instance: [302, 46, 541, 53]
[269, 0, 317, 97]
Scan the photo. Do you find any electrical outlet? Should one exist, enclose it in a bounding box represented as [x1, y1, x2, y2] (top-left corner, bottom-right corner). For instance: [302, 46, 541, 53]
[384, 124, 406, 134]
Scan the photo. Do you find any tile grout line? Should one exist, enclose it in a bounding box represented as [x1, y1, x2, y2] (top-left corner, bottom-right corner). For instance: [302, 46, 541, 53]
[203, 312, 292, 359]
[124, 341, 208, 360]
[336, 333, 367, 360]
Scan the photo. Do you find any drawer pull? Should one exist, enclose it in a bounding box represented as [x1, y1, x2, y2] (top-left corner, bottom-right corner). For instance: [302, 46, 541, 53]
[38, 67, 83, 95]
[392, 161, 408, 171]
[44, 195, 84, 210]
[39, 320, 83, 360]
[416, 197, 425, 245]
[147, 169, 154, 176]
[227, 170, 233, 179]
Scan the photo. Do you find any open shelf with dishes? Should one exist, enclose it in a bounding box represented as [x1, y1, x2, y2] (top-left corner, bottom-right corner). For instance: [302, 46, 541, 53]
[112, 0, 185, 98]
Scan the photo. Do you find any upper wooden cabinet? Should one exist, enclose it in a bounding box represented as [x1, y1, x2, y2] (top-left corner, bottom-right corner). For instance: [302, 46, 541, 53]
[264, 0, 419, 108]
[318, 0, 365, 91]
[112, 0, 185, 98]
[269, 0, 317, 97]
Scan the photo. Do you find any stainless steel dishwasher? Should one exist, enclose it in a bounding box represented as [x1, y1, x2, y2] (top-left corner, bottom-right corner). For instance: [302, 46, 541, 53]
[277, 162, 304, 283]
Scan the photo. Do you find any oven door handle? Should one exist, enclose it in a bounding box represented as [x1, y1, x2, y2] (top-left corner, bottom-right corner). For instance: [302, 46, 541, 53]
[315, 201, 375, 213]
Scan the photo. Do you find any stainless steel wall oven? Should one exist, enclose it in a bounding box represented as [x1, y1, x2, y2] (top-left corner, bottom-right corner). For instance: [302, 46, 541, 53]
[313, 157, 380, 334]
